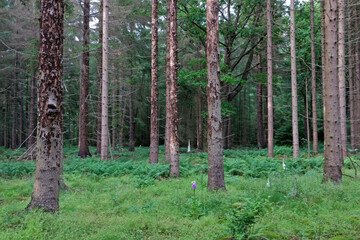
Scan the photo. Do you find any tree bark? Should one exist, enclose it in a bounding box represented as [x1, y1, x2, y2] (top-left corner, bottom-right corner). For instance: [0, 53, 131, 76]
[101, 0, 109, 161]
[96, 0, 103, 155]
[165, 0, 171, 162]
[353, 6, 360, 149]
[168, 0, 179, 177]
[267, 0, 274, 158]
[257, 54, 266, 149]
[323, 0, 342, 184]
[111, 72, 116, 149]
[310, 0, 318, 153]
[207, 0, 225, 190]
[78, 0, 91, 158]
[27, 0, 64, 212]
[19, 67, 24, 145]
[12, 53, 18, 149]
[149, 0, 159, 164]
[129, 86, 135, 152]
[290, 0, 299, 158]
[118, 81, 125, 148]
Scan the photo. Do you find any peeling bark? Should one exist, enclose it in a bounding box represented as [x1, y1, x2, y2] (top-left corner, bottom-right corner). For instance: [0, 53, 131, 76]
[207, 0, 225, 190]
[27, 0, 64, 212]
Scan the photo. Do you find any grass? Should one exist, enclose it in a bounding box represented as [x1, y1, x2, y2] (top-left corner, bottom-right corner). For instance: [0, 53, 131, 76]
[0, 146, 360, 239]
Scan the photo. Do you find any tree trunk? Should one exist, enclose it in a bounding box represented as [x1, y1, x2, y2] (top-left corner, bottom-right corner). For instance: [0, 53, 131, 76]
[310, 0, 318, 153]
[4, 87, 9, 149]
[96, 0, 103, 155]
[149, 0, 159, 164]
[197, 91, 203, 151]
[78, 0, 91, 158]
[338, 0, 346, 160]
[323, 0, 342, 184]
[353, 6, 360, 149]
[28, 76, 36, 148]
[207, 0, 225, 190]
[168, 0, 179, 177]
[27, 0, 64, 212]
[12, 53, 18, 149]
[101, 0, 109, 161]
[290, 0, 299, 158]
[129, 86, 135, 152]
[111, 73, 116, 149]
[118, 82, 125, 148]
[165, 0, 171, 162]
[348, 5, 355, 150]
[267, 0, 274, 158]
[19, 69, 24, 145]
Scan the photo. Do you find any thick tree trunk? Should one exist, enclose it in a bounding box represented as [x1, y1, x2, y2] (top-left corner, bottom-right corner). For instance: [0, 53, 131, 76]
[165, 0, 171, 162]
[310, 0, 318, 153]
[290, 0, 299, 158]
[78, 0, 91, 158]
[129, 86, 135, 152]
[96, 0, 103, 155]
[323, 0, 342, 184]
[149, 0, 159, 164]
[338, 0, 346, 160]
[168, 0, 179, 177]
[27, 0, 64, 212]
[256, 54, 266, 149]
[28, 76, 36, 148]
[207, 0, 225, 190]
[101, 0, 109, 161]
[267, 0, 274, 158]
[197, 91, 203, 151]
[348, 5, 355, 150]
[12, 53, 18, 149]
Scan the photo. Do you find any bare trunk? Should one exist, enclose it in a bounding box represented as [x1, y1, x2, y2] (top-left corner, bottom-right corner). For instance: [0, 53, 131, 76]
[165, 0, 172, 162]
[227, 116, 232, 149]
[290, 0, 299, 158]
[197, 91, 203, 151]
[118, 82, 125, 148]
[101, 0, 109, 161]
[267, 0, 274, 158]
[207, 0, 225, 190]
[27, 0, 64, 212]
[310, 0, 318, 153]
[129, 86, 135, 152]
[338, 0, 346, 160]
[323, 0, 342, 184]
[78, 0, 91, 158]
[149, 0, 159, 163]
[4, 88, 9, 148]
[348, 5, 355, 150]
[28, 76, 36, 148]
[353, 6, 360, 149]
[321, 0, 325, 122]
[96, 0, 103, 154]
[306, 80, 310, 159]
[111, 74, 116, 149]
[168, 0, 179, 177]
[12, 53, 18, 149]
[19, 70, 24, 145]
[242, 89, 247, 146]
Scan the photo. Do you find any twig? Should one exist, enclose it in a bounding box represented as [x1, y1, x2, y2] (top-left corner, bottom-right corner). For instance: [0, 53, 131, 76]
[346, 153, 357, 179]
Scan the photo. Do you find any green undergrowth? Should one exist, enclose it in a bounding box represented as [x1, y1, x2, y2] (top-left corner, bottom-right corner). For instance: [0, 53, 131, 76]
[1, 146, 360, 239]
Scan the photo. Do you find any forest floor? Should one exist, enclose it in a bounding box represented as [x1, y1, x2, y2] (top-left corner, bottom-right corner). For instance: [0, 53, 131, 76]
[1, 146, 360, 240]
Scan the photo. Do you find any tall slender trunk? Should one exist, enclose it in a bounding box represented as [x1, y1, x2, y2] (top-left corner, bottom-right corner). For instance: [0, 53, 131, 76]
[321, 0, 325, 121]
[111, 74, 116, 149]
[101, 0, 109, 161]
[149, 0, 159, 163]
[78, 0, 91, 158]
[207, 0, 225, 190]
[4, 88, 9, 149]
[348, 4, 355, 150]
[129, 86, 135, 152]
[257, 54, 266, 149]
[96, 0, 103, 154]
[27, 0, 64, 212]
[12, 53, 18, 149]
[197, 91, 203, 151]
[165, 0, 171, 162]
[28, 76, 36, 148]
[338, 0, 346, 160]
[323, 0, 342, 184]
[306, 80, 310, 159]
[267, 0, 274, 158]
[168, 0, 179, 177]
[118, 81, 125, 148]
[310, 0, 318, 153]
[290, 0, 299, 158]
[241, 88, 247, 146]
[19, 70, 24, 145]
